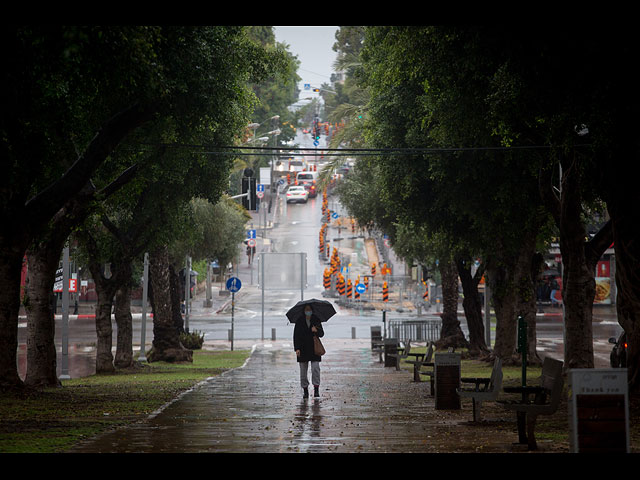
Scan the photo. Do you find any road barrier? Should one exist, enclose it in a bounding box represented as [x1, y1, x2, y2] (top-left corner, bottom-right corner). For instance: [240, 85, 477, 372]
[388, 319, 441, 342]
[323, 268, 331, 290]
[337, 274, 345, 296]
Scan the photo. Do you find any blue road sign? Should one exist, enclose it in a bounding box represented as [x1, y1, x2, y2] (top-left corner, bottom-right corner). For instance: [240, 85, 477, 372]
[247, 229, 256, 239]
[313, 140, 319, 147]
[356, 283, 366, 294]
[257, 184, 264, 192]
[226, 277, 242, 293]
[331, 212, 339, 219]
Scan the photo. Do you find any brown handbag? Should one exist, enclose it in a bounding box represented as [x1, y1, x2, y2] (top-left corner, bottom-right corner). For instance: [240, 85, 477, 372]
[313, 336, 326, 356]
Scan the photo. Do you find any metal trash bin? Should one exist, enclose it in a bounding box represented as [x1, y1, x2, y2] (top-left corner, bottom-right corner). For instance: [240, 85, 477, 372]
[384, 339, 399, 368]
[371, 326, 382, 350]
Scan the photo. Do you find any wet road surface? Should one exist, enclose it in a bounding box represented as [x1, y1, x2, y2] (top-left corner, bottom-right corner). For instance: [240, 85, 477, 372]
[71, 339, 537, 453]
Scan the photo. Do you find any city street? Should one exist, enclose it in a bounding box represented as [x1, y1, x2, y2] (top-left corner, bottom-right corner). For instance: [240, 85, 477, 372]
[16, 170, 623, 379]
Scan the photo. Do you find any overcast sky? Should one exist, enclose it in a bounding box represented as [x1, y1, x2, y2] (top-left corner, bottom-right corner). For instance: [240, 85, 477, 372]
[274, 26, 338, 93]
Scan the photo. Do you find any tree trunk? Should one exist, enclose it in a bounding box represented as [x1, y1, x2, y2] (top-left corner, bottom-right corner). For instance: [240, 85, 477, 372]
[148, 245, 192, 363]
[555, 157, 602, 370]
[488, 260, 518, 363]
[456, 256, 489, 357]
[94, 280, 117, 374]
[24, 245, 61, 387]
[436, 259, 468, 350]
[114, 276, 134, 369]
[515, 247, 543, 367]
[487, 236, 540, 365]
[608, 194, 640, 391]
[0, 239, 29, 389]
[560, 239, 596, 370]
[169, 263, 185, 334]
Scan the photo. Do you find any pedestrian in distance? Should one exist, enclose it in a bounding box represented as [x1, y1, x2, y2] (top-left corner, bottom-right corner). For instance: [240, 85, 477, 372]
[293, 304, 325, 399]
[246, 245, 255, 265]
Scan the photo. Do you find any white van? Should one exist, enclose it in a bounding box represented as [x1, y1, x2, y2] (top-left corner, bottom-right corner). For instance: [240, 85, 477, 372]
[296, 171, 318, 198]
[288, 159, 307, 172]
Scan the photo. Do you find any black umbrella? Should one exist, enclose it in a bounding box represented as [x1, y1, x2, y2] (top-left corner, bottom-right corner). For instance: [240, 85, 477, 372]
[286, 298, 337, 324]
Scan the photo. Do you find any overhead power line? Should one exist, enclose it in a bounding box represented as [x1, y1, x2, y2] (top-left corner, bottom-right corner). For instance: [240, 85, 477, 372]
[126, 142, 591, 156]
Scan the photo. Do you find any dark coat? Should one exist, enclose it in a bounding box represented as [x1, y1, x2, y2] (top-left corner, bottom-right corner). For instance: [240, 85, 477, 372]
[293, 314, 325, 362]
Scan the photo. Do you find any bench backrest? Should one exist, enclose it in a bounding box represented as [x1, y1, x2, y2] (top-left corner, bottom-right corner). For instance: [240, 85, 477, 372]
[537, 357, 564, 410]
[371, 326, 382, 341]
[425, 342, 434, 363]
[489, 357, 503, 392]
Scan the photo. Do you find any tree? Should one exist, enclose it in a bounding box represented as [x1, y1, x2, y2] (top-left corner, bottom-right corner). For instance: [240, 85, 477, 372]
[1, 26, 161, 389]
[23, 170, 137, 385]
[480, 27, 621, 371]
[362, 27, 552, 357]
[2, 26, 289, 388]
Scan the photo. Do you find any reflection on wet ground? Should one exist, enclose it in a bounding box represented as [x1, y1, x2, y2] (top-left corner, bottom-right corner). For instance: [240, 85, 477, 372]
[70, 340, 533, 453]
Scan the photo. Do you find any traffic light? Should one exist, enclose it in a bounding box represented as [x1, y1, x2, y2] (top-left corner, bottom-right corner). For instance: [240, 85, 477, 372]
[312, 88, 320, 92]
[241, 176, 257, 211]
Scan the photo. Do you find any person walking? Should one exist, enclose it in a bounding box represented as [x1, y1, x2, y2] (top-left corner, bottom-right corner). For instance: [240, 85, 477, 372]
[246, 245, 255, 264]
[293, 304, 325, 399]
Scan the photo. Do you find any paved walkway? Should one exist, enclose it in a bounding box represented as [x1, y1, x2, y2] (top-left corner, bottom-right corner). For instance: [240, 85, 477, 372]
[70, 339, 553, 453]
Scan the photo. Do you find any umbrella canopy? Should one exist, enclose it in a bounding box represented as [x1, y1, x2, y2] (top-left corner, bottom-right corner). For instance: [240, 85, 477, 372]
[286, 298, 336, 323]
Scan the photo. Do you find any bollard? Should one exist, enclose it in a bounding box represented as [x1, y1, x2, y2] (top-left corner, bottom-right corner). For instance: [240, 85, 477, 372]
[516, 315, 527, 388]
[352, 326, 356, 339]
[271, 328, 276, 341]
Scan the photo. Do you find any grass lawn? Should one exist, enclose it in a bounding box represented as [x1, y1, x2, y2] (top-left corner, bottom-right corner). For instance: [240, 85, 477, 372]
[0, 349, 251, 453]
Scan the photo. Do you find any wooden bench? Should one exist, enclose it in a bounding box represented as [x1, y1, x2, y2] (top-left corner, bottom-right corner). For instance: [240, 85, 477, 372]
[498, 356, 564, 450]
[406, 342, 434, 382]
[372, 340, 385, 363]
[419, 361, 436, 396]
[457, 357, 503, 422]
[386, 340, 411, 370]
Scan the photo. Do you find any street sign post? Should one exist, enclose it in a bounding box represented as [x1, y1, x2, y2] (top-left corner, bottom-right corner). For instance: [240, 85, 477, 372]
[59, 245, 71, 380]
[257, 184, 265, 199]
[259, 252, 307, 341]
[226, 277, 242, 350]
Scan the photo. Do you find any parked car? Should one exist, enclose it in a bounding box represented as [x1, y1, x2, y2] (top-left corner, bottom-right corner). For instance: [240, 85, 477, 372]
[609, 332, 627, 368]
[286, 186, 309, 203]
[296, 171, 318, 197]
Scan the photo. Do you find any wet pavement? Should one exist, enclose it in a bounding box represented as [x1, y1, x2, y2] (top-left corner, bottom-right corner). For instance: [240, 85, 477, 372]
[71, 338, 538, 453]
